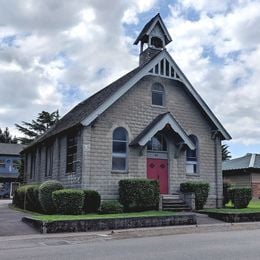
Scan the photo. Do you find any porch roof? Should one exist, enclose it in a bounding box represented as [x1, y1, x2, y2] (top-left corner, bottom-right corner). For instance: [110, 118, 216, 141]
[129, 112, 195, 149]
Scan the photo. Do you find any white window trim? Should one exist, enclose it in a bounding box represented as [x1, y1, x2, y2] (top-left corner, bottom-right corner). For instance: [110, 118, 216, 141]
[112, 128, 128, 173]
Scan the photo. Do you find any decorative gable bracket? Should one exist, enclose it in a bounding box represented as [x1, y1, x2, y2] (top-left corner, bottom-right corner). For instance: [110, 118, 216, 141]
[148, 57, 183, 82]
[174, 141, 186, 159]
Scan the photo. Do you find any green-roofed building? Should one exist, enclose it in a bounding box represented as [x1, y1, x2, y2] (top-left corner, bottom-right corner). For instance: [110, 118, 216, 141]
[223, 153, 260, 198]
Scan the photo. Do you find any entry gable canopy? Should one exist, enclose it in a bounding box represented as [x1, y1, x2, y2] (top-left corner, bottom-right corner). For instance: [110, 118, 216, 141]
[130, 112, 195, 150]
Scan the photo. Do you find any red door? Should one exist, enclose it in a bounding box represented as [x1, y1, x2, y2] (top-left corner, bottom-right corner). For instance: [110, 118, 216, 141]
[147, 158, 168, 194]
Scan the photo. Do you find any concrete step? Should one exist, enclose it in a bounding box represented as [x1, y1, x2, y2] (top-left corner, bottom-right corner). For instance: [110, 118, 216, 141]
[162, 203, 188, 207]
[163, 203, 187, 207]
[163, 207, 191, 212]
[161, 193, 191, 212]
[162, 194, 181, 200]
[162, 199, 184, 204]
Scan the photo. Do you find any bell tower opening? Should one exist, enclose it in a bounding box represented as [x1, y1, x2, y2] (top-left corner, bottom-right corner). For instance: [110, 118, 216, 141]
[134, 13, 172, 66]
[151, 37, 163, 49]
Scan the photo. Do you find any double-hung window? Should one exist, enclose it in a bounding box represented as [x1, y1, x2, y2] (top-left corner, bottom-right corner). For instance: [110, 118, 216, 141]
[112, 127, 128, 172]
[186, 135, 198, 174]
[66, 133, 78, 173]
[152, 83, 165, 107]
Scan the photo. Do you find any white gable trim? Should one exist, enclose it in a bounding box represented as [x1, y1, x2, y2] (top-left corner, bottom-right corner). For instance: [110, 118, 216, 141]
[81, 50, 231, 140]
[146, 16, 172, 43]
[147, 56, 183, 81]
[138, 113, 195, 149]
[162, 51, 231, 140]
[81, 52, 166, 126]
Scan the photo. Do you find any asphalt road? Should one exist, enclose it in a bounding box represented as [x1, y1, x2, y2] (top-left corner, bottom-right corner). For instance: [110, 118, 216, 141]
[1, 229, 260, 260]
[0, 200, 37, 236]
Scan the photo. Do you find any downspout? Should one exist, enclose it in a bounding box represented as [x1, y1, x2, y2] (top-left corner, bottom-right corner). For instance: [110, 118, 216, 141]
[212, 130, 220, 208]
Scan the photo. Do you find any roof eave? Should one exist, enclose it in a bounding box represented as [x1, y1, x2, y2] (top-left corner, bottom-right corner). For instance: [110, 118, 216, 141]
[130, 113, 195, 150]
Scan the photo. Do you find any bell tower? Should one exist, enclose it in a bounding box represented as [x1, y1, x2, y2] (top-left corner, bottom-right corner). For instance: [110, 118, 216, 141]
[134, 13, 172, 66]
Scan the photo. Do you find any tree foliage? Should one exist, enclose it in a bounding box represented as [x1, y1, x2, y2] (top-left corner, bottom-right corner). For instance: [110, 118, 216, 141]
[15, 110, 59, 144]
[222, 144, 231, 161]
[0, 127, 17, 143]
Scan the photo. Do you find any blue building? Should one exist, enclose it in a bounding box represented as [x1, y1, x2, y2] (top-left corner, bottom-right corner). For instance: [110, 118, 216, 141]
[0, 143, 24, 198]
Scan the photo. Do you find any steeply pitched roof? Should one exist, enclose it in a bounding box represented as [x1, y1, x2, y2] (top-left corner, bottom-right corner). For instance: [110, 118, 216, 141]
[22, 15, 232, 152]
[23, 66, 143, 151]
[23, 47, 231, 152]
[130, 112, 195, 149]
[134, 13, 172, 45]
[0, 143, 25, 155]
[223, 153, 260, 171]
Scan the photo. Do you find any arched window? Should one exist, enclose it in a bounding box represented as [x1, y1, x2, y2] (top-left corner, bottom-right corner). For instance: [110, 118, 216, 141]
[152, 83, 165, 107]
[112, 127, 128, 171]
[186, 135, 198, 174]
[147, 132, 167, 152]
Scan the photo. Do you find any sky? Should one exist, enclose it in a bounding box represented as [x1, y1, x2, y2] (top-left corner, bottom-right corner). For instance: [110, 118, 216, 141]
[0, 0, 260, 159]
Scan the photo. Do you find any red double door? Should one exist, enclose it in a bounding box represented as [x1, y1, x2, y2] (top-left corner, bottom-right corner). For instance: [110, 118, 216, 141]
[147, 158, 168, 194]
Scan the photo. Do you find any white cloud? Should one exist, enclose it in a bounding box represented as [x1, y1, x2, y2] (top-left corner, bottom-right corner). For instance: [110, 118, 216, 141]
[0, 0, 259, 150]
[166, 1, 260, 146]
[0, 0, 154, 137]
[122, 0, 158, 24]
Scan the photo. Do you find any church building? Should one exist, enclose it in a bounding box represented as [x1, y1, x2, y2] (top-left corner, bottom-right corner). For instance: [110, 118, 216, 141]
[22, 14, 231, 207]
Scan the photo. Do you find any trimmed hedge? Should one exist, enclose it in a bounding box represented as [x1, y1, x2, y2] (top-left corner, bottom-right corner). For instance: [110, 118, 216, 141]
[100, 201, 123, 214]
[13, 185, 29, 209]
[83, 190, 101, 213]
[229, 187, 252, 208]
[13, 184, 42, 212]
[39, 181, 63, 214]
[25, 185, 42, 212]
[52, 189, 84, 215]
[119, 179, 160, 212]
[223, 182, 231, 206]
[180, 182, 210, 210]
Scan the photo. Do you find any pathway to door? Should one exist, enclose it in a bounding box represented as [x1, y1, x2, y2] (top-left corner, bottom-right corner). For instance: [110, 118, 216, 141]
[0, 200, 38, 236]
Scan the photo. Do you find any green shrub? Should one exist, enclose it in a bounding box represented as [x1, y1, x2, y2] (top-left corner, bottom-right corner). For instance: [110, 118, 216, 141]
[13, 185, 28, 209]
[100, 201, 123, 214]
[12, 184, 41, 211]
[180, 182, 210, 210]
[25, 185, 42, 212]
[119, 179, 160, 212]
[39, 180, 63, 214]
[229, 187, 252, 208]
[52, 189, 84, 215]
[83, 190, 101, 213]
[223, 182, 231, 206]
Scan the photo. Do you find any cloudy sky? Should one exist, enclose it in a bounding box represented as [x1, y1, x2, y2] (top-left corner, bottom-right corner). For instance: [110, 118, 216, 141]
[0, 0, 259, 158]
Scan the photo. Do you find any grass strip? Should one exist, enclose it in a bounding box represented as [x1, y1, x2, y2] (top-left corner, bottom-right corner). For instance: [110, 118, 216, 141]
[32, 211, 176, 222]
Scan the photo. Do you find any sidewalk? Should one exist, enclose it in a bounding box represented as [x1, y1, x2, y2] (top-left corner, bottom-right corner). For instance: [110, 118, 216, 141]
[2, 201, 260, 251]
[2, 217, 260, 251]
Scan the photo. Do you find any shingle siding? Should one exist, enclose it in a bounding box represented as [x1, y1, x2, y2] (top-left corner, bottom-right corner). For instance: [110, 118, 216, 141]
[81, 75, 222, 207]
[26, 129, 83, 188]
[25, 75, 223, 207]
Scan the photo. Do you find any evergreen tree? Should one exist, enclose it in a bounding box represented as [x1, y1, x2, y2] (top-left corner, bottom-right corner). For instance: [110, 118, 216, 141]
[0, 127, 17, 144]
[15, 110, 59, 144]
[222, 144, 231, 161]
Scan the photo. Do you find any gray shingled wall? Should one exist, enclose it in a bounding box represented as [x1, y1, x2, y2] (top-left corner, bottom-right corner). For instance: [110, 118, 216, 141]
[81, 75, 223, 207]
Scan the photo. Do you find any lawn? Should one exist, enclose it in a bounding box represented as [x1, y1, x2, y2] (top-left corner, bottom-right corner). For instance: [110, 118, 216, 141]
[200, 200, 260, 214]
[31, 210, 175, 222]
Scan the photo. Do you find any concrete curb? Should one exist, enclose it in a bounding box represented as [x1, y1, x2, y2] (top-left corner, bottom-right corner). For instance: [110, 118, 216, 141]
[2, 221, 260, 242]
[22, 213, 196, 234]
